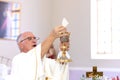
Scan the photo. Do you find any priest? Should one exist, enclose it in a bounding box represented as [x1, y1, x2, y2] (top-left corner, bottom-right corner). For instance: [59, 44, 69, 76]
[9, 26, 69, 80]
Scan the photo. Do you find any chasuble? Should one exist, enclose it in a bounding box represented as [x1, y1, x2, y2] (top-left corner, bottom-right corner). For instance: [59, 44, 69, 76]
[9, 44, 69, 80]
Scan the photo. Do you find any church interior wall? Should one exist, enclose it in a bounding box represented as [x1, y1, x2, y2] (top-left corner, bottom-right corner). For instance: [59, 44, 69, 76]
[0, 0, 120, 78]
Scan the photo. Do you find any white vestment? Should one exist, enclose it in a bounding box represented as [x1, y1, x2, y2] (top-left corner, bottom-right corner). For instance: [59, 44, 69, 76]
[9, 44, 69, 80]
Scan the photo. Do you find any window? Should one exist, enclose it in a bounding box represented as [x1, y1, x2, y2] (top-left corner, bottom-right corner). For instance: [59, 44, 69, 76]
[91, 0, 120, 59]
[0, 1, 21, 40]
[11, 2, 21, 40]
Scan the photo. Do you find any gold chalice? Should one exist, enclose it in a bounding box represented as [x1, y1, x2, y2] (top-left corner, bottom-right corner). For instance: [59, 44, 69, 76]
[56, 32, 72, 64]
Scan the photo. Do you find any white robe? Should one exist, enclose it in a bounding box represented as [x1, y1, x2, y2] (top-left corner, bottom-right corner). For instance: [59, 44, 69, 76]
[9, 44, 69, 80]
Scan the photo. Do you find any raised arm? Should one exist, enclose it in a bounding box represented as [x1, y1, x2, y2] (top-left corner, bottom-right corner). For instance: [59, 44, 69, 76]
[41, 26, 67, 58]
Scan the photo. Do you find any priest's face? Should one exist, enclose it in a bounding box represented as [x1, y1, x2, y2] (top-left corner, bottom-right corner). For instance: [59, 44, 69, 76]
[18, 32, 39, 53]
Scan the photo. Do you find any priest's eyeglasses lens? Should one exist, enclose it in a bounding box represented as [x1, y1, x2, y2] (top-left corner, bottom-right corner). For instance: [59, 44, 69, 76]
[21, 37, 40, 42]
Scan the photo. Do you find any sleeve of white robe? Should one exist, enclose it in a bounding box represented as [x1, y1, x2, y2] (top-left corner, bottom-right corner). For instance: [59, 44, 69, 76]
[9, 44, 41, 80]
[43, 58, 69, 80]
[35, 44, 69, 80]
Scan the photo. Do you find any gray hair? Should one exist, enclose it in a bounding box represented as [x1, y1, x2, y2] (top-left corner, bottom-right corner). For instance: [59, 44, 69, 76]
[16, 33, 23, 43]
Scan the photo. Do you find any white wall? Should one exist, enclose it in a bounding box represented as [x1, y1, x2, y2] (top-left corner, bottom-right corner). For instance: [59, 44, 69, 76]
[52, 0, 120, 68]
[0, 0, 52, 59]
[0, 0, 120, 68]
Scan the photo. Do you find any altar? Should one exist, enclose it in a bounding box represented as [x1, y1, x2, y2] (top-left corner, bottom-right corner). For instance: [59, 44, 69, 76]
[69, 67, 120, 80]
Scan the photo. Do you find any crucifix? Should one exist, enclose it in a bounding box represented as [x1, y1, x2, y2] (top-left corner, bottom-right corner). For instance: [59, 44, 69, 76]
[86, 66, 103, 78]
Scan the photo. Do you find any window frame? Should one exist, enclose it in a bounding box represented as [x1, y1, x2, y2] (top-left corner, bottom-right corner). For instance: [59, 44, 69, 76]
[91, 0, 120, 59]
